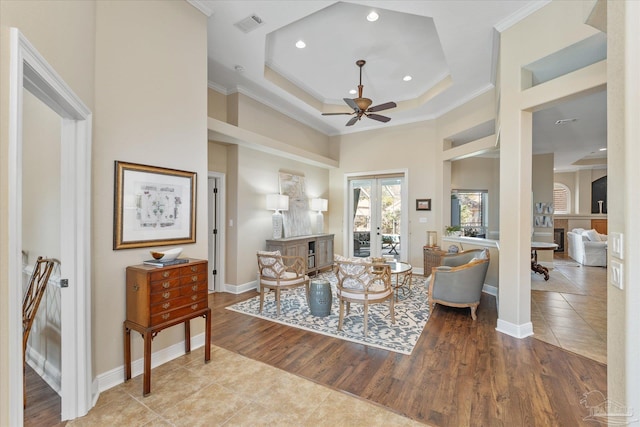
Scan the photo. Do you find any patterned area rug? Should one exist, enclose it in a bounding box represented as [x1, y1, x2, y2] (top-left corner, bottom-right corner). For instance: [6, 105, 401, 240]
[226, 273, 430, 355]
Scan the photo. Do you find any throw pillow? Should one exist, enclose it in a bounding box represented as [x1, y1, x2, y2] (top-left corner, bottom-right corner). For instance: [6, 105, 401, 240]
[583, 229, 601, 242]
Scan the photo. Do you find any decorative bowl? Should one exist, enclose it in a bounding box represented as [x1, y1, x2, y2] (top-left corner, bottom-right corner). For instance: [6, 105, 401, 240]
[150, 247, 183, 261]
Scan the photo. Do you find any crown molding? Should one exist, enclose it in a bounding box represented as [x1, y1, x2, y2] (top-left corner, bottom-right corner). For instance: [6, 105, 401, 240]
[494, 0, 551, 32]
[207, 81, 229, 96]
[186, 0, 215, 17]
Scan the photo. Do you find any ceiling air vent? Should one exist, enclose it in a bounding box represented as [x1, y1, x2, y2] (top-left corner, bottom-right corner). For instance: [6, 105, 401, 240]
[234, 14, 264, 33]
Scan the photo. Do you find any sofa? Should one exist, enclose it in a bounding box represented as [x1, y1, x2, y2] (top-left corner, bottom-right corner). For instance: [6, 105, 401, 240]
[567, 228, 607, 267]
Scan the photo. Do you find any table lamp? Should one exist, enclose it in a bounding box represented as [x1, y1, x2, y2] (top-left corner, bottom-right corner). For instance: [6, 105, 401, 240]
[310, 198, 328, 234]
[266, 194, 289, 239]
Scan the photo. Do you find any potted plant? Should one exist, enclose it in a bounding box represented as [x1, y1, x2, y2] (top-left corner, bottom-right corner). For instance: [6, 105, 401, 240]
[445, 225, 462, 236]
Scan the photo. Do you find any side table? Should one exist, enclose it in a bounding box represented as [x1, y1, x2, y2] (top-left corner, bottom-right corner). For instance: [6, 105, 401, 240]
[423, 247, 445, 276]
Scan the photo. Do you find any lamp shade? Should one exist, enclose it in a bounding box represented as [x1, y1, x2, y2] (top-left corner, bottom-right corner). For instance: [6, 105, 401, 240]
[310, 198, 328, 212]
[266, 194, 289, 211]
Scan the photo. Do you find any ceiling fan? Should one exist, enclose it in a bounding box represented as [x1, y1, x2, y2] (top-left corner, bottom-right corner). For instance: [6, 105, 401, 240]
[322, 59, 397, 126]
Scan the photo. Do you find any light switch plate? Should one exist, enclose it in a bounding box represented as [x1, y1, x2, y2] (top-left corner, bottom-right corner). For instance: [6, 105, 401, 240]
[611, 260, 623, 290]
[419, 217, 427, 223]
[610, 232, 623, 259]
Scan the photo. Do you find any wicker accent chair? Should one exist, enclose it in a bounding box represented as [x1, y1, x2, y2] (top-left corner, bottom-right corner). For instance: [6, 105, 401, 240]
[334, 259, 395, 336]
[257, 251, 309, 316]
[428, 249, 490, 320]
[22, 256, 59, 407]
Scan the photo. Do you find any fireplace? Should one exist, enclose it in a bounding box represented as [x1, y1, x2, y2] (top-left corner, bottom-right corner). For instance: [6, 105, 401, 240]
[554, 228, 564, 252]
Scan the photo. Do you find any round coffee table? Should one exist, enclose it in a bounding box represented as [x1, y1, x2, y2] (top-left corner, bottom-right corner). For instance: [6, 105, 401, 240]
[387, 261, 413, 301]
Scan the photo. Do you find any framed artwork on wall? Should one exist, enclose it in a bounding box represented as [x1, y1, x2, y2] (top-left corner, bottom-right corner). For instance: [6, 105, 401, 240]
[113, 161, 196, 249]
[416, 199, 431, 211]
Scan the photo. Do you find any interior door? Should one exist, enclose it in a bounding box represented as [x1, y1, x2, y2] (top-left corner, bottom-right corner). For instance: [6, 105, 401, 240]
[349, 175, 405, 260]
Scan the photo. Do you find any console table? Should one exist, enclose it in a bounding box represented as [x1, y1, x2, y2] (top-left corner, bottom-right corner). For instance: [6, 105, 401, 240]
[123, 259, 211, 396]
[266, 234, 334, 275]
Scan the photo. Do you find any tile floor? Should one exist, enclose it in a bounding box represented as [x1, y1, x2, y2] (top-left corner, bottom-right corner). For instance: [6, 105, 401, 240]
[67, 345, 423, 427]
[531, 259, 607, 364]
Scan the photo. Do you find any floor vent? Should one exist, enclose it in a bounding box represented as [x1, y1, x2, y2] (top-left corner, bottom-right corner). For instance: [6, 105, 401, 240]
[234, 15, 264, 33]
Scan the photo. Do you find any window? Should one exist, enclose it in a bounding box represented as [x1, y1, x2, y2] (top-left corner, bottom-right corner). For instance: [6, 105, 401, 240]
[452, 190, 488, 236]
[553, 183, 571, 214]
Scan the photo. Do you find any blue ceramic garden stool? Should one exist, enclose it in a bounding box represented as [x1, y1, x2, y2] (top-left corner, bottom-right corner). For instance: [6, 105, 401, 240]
[309, 279, 332, 317]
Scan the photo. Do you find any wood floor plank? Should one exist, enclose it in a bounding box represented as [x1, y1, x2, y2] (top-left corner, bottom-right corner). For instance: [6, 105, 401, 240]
[209, 284, 607, 426]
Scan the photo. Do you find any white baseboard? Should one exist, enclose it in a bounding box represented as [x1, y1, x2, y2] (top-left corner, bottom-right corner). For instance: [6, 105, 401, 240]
[482, 283, 497, 297]
[26, 347, 61, 395]
[96, 332, 206, 393]
[495, 319, 534, 338]
[223, 280, 257, 294]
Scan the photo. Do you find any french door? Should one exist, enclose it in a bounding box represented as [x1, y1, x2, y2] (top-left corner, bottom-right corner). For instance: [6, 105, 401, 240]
[348, 174, 407, 260]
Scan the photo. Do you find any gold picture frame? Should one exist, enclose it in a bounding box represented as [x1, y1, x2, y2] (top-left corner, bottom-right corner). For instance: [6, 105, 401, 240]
[113, 161, 196, 249]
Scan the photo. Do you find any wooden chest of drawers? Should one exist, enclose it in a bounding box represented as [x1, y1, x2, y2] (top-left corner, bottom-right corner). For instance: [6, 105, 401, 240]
[123, 259, 211, 395]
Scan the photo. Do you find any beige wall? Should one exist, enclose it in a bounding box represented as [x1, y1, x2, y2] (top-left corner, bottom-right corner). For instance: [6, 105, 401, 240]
[92, 0, 208, 374]
[554, 168, 607, 215]
[236, 93, 331, 158]
[207, 88, 227, 123]
[607, 0, 640, 410]
[498, 0, 601, 332]
[329, 121, 438, 269]
[0, 0, 96, 421]
[230, 146, 330, 287]
[451, 157, 500, 237]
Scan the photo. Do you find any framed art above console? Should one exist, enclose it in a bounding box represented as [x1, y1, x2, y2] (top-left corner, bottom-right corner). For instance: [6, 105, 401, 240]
[113, 161, 196, 249]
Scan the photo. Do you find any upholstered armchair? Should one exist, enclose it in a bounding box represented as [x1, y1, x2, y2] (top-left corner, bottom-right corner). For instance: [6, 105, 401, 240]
[428, 249, 490, 320]
[334, 259, 395, 336]
[567, 228, 607, 266]
[257, 251, 309, 315]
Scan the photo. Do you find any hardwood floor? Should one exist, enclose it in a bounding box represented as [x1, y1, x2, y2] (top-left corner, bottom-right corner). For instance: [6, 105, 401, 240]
[25, 272, 607, 426]
[24, 365, 63, 427]
[210, 287, 607, 426]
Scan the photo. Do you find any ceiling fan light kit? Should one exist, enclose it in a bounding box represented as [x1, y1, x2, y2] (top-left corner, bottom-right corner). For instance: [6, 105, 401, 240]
[322, 59, 397, 126]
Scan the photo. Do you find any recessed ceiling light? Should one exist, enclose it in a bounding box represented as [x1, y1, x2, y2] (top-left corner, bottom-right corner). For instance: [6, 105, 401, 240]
[555, 118, 578, 125]
[403, 75, 412, 82]
[599, 147, 607, 151]
[367, 11, 379, 22]
[349, 89, 357, 95]
[295, 40, 306, 49]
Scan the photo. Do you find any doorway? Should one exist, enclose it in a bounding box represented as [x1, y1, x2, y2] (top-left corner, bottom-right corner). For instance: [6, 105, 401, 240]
[8, 29, 93, 424]
[208, 173, 225, 292]
[348, 173, 407, 260]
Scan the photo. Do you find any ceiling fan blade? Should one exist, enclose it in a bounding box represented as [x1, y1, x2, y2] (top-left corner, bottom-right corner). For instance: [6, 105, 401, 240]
[343, 98, 360, 112]
[367, 113, 391, 123]
[346, 116, 359, 126]
[322, 112, 353, 116]
[368, 101, 397, 112]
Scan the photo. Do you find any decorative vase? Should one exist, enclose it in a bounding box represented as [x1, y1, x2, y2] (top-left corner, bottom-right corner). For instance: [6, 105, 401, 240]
[309, 280, 332, 317]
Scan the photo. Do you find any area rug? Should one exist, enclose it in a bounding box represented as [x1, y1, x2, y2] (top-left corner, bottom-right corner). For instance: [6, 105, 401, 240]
[531, 269, 586, 294]
[226, 273, 430, 355]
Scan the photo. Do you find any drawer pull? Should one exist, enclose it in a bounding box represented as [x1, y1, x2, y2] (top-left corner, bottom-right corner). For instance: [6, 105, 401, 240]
[191, 304, 198, 310]
[161, 313, 170, 320]
[191, 275, 198, 282]
[162, 302, 170, 309]
[191, 295, 198, 301]
[190, 266, 198, 272]
[132, 284, 139, 292]
[163, 292, 170, 299]
[162, 282, 170, 289]
[192, 285, 198, 291]
[162, 272, 170, 278]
